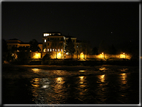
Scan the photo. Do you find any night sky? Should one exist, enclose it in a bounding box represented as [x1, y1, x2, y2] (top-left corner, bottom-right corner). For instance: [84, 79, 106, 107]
[2, 2, 139, 47]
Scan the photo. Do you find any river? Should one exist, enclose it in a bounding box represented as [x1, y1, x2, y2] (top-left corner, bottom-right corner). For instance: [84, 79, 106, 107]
[2, 65, 139, 104]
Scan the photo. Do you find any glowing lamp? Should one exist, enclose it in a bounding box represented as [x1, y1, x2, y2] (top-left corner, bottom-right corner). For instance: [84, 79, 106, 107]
[44, 33, 49, 36]
[33, 53, 41, 59]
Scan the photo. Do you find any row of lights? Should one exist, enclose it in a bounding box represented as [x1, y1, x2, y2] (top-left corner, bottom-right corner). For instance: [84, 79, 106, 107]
[43, 48, 63, 52]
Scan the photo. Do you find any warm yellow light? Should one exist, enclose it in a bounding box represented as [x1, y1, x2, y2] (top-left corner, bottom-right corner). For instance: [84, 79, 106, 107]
[97, 54, 104, 59]
[79, 76, 84, 80]
[43, 48, 46, 52]
[99, 67, 107, 71]
[56, 77, 64, 84]
[79, 70, 85, 72]
[57, 52, 61, 59]
[80, 52, 84, 59]
[32, 68, 40, 73]
[33, 53, 41, 59]
[120, 73, 127, 80]
[99, 74, 105, 82]
[102, 52, 104, 54]
[12, 53, 14, 56]
[120, 54, 126, 58]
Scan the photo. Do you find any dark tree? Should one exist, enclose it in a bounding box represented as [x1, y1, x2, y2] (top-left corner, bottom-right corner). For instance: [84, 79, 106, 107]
[65, 37, 75, 59]
[42, 53, 51, 64]
[98, 40, 109, 54]
[29, 39, 40, 52]
[108, 45, 117, 54]
[92, 47, 98, 55]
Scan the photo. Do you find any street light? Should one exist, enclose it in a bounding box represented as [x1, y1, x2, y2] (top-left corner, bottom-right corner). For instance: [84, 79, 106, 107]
[123, 53, 126, 58]
[102, 52, 105, 59]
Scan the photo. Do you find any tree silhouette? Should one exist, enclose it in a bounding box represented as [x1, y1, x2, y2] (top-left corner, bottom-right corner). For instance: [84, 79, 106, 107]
[65, 37, 75, 59]
[29, 39, 40, 52]
[98, 40, 109, 54]
[92, 47, 98, 55]
[108, 45, 117, 54]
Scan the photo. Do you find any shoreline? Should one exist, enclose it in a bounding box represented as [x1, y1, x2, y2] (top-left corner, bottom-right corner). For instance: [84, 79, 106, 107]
[2, 63, 139, 69]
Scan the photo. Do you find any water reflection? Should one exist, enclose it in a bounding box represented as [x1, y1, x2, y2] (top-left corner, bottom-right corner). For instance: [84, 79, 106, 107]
[119, 68, 128, 72]
[99, 67, 107, 71]
[79, 70, 85, 73]
[28, 68, 138, 104]
[31, 68, 40, 73]
[31, 77, 52, 104]
[31, 78, 40, 88]
[120, 73, 127, 84]
[52, 77, 67, 103]
[117, 73, 130, 103]
[79, 76, 86, 88]
[97, 74, 106, 83]
[53, 70, 66, 75]
[95, 74, 107, 103]
[75, 76, 89, 102]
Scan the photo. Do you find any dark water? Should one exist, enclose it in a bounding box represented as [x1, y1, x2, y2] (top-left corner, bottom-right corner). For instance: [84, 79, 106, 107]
[2, 65, 139, 104]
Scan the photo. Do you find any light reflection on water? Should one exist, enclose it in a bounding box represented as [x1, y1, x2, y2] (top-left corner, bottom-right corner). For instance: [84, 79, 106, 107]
[29, 66, 139, 104]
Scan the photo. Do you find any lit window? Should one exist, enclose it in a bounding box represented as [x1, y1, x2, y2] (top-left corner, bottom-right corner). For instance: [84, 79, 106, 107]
[43, 49, 46, 52]
[47, 49, 49, 52]
[44, 39, 46, 42]
[61, 49, 62, 52]
[55, 49, 57, 52]
[53, 49, 54, 51]
[50, 49, 52, 52]
[44, 33, 49, 36]
[58, 49, 60, 52]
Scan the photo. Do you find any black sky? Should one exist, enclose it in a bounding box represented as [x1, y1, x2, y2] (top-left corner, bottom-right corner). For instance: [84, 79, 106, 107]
[2, 2, 139, 47]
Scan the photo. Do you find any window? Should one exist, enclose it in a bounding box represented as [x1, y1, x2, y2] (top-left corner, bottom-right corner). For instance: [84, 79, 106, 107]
[44, 39, 46, 42]
[43, 49, 46, 52]
[50, 49, 52, 52]
[58, 49, 60, 52]
[61, 49, 62, 52]
[47, 49, 49, 52]
[44, 33, 49, 36]
[53, 49, 54, 51]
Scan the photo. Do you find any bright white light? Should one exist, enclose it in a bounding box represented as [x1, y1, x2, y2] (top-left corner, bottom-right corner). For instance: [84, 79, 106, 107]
[44, 33, 49, 36]
[44, 39, 46, 42]
[50, 49, 52, 52]
[58, 49, 60, 52]
[42, 85, 49, 88]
